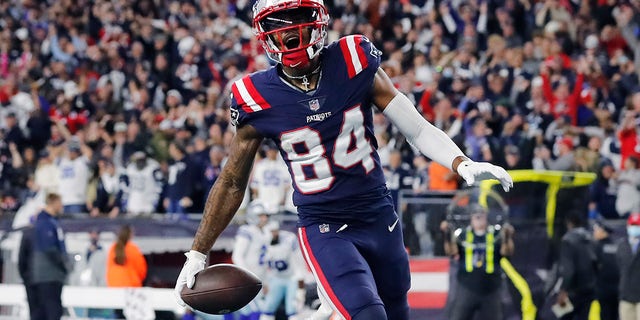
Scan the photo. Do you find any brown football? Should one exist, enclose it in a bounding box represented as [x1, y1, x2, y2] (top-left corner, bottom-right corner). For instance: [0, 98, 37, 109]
[180, 264, 262, 314]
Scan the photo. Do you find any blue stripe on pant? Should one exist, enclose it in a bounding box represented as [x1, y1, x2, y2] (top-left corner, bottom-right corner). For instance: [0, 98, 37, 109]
[297, 206, 410, 320]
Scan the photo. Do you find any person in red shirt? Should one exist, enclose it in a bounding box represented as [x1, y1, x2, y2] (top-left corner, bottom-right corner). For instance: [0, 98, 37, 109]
[49, 98, 88, 135]
[618, 107, 640, 169]
[540, 59, 587, 125]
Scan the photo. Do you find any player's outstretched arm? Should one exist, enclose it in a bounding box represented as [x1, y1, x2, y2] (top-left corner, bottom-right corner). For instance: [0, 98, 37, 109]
[371, 67, 513, 191]
[192, 124, 264, 253]
[175, 124, 263, 307]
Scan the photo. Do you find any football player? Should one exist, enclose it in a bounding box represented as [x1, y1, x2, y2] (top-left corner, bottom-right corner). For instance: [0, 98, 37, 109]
[260, 221, 306, 320]
[176, 0, 513, 318]
[230, 200, 273, 320]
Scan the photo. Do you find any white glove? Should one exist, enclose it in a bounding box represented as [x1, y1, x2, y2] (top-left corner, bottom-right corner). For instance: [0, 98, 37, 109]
[174, 250, 207, 307]
[456, 160, 513, 191]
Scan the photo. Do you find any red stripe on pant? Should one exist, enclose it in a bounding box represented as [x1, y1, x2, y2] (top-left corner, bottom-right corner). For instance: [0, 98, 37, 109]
[298, 227, 351, 320]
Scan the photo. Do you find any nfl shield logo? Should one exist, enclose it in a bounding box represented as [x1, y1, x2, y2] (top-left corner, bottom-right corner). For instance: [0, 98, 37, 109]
[319, 224, 330, 233]
[309, 99, 320, 111]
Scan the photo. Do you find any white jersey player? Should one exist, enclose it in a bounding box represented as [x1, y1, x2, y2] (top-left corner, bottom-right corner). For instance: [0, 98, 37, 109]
[121, 152, 163, 215]
[231, 200, 273, 319]
[250, 142, 291, 213]
[260, 223, 306, 320]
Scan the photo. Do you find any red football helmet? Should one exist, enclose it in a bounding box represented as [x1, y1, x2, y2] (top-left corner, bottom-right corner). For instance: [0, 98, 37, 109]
[252, 0, 330, 68]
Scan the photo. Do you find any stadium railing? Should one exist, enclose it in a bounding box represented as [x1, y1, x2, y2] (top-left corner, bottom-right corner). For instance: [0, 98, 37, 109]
[0, 284, 183, 319]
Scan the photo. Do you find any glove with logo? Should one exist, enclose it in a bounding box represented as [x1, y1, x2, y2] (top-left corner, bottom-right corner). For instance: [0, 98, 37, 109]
[456, 160, 513, 191]
[174, 250, 207, 307]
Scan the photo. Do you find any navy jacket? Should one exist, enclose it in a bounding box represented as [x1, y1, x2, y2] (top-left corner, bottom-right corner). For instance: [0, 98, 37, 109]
[32, 211, 68, 283]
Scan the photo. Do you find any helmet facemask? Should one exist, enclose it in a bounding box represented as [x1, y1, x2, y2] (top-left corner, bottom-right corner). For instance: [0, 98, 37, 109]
[254, 3, 329, 68]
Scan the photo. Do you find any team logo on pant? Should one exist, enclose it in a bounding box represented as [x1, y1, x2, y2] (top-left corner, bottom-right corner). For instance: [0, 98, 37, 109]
[319, 224, 330, 233]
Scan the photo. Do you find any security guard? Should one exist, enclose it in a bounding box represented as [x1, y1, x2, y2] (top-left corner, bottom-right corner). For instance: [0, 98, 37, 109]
[444, 204, 515, 320]
[593, 221, 619, 320]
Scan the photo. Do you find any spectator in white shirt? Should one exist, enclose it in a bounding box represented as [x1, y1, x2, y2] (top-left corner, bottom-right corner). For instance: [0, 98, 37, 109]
[57, 138, 91, 214]
[34, 149, 60, 195]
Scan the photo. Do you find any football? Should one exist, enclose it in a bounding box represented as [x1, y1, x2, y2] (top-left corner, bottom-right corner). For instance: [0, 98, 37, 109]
[180, 264, 262, 314]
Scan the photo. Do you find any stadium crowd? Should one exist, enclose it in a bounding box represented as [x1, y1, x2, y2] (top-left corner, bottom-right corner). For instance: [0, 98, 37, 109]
[0, 0, 639, 221]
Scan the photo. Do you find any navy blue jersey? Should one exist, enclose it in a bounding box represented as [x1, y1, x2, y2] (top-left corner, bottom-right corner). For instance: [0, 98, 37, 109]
[231, 35, 391, 225]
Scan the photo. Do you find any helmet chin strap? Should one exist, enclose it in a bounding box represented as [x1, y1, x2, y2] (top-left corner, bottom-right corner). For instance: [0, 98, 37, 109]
[282, 49, 311, 69]
[282, 45, 317, 68]
[281, 46, 321, 90]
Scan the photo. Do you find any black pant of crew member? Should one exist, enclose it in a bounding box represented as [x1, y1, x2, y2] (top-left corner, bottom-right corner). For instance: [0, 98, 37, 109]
[32, 281, 63, 320]
[450, 284, 503, 320]
[598, 296, 619, 320]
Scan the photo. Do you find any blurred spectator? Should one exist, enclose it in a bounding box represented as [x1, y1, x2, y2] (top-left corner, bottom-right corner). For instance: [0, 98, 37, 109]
[4, 112, 25, 149]
[89, 158, 121, 218]
[540, 60, 586, 125]
[32, 193, 68, 320]
[617, 213, 640, 320]
[589, 160, 618, 219]
[464, 116, 495, 162]
[34, 149, 59, 195]
[615, 156, 640, 216]
[83, 230, 110, 318]
[574, 136, 605, 173]
[536, 137, 577, 171]
[385, 149, 414, 211]
[428, 161, 459, 191]
[250, 141, 290, 213]
[113, 121, 146, 170]
[121, 151, 162, 215]
[618, 101, 640, 169]
[202, 145, 225, 192]
[57, 138, 91, 213]
[556, 213, 597, 320]
[5, 142, 31, 201]
[86, 229, 103, 266]
[26, 109, 53, 154]
[0, 0, 638, 220]
[593, 221, 619, 320]
[616, 5, 640, 82]
[411, 156, 430, 193]
[503, 145, 527, 170]
[164, 142, 198, 217]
